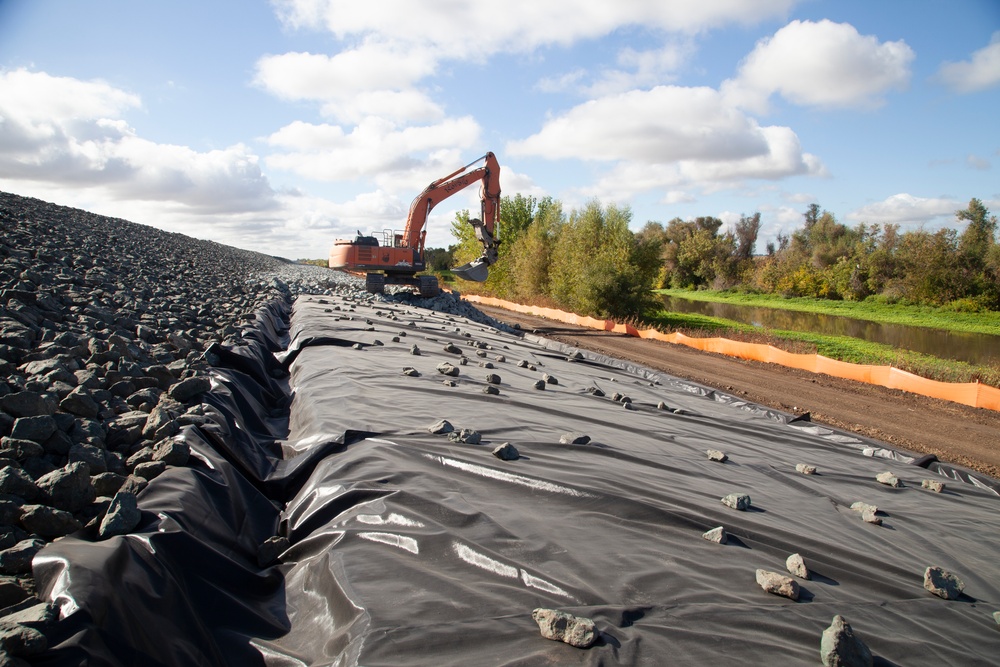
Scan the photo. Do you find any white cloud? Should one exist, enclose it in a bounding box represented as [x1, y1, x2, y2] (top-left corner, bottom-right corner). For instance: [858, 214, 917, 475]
[541, 42, 694, 97]
[846, 194, 960, 226]
[265, 116, 481, 186]
[253, 43, 444, 124]
[966, 154, 992, 171]
[507, 85, 823, 199]
[933, 32, 1000, 93]
[0, 68, 279, 215]
[660, 190, 697, 205]
[509, 86, 770, 162]
[272, 0, 801, 59]
[722, 19, 914, 112]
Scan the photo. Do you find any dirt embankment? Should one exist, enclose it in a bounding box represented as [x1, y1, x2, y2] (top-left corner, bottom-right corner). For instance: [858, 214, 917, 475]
[477, 304, 1000, 479]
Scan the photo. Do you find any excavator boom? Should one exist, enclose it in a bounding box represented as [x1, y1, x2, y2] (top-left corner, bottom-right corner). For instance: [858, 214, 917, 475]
[329, 152, 502, 295]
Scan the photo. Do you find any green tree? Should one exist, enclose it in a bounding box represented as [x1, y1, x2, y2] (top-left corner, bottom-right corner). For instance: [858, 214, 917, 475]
[957, 198, 997, 265]
[547, 200, 660, 318]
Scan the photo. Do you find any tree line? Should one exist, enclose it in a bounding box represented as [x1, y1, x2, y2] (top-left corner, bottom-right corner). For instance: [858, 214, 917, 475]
[447, 196, 999, 318]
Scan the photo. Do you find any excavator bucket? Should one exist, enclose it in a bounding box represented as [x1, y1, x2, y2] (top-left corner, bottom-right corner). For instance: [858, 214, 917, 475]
[452, 258, 490, 282]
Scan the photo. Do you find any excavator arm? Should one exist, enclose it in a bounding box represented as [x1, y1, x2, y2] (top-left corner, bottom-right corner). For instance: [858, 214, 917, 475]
[402, 152, 501, 282]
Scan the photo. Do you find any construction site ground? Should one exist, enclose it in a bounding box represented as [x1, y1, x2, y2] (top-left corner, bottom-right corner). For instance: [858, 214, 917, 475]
[476, 304, 1000, 480]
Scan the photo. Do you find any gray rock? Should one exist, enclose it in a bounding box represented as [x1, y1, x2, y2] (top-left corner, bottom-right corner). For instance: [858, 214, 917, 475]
[861, 509, 882, 525]
[0, 577, 30, 609]
[850, 502, 878, 515]
[721, 493, 751, 511]
[492, 443, 519, 460]
[923, 566, 965, 599]
[0, 438, 44, 462]
[483, 386, 499, 395]
[133, 460, 166, 481]
[756, 569, 800, 600]
[168, 376, 211, 402]
[448, 429, 481, 445]
[41, 429, 72, 456]
[68, 443, 108, 474]
[118, 474, 149, 496]
[443, 342, 462, 354]
[786, 553, 811, 579]
[795, 463, 818, 475]
[152, 438, 190, 466]
[0, 392, 52, 418]
[126, 447, 155, 470]
[98, 491, 141, 538]
[92, 472, 127, 497]
[702, 526, 727, 544]
[706, 449, 728, 462]
[543, 373, 558, 385]
[402, 367, 420, 377]
[532, 379, 545, 390]
[0, 539, 45, 575]
[59, 386, 100, 418]
[9, 416, 57, 444]
[34, 462, 95, 512]
[19, 504, 82, 538]
[531, 608, 597, 648]
[436, 362, 460, 377]
[820, 615, 873, 667]
[559, 432, 591, 445]
[1, 598, 57, 629]
[485, 373, 501, 384]
[921, 479, 945, 493]
[257, 536, 290, 567]
[409, 344, 420, 355]
[427, 419, 454, 435]
[875, 471, 901, 487]
[0, 467, 39, 501]
[0, 621, 48, 657]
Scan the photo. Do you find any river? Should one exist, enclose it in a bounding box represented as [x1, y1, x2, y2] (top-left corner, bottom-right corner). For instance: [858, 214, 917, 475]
[660, 295, 1000, 366]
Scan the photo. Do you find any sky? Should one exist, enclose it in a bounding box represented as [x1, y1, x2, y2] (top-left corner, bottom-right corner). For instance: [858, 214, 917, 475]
[1, 0, 998, 260]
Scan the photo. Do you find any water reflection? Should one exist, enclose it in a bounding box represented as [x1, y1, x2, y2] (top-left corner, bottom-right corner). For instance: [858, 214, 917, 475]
[660, 295, 1000, 366]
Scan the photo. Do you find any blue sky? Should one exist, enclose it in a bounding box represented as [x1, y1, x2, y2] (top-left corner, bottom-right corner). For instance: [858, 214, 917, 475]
[1, 0, 998, 259]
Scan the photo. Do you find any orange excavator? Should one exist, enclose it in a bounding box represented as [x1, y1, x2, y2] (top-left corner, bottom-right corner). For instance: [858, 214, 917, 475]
[329, 152, 501, 297]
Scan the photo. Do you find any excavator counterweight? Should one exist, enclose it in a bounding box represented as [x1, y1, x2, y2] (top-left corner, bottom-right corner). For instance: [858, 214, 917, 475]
[329, 152, 502, 296]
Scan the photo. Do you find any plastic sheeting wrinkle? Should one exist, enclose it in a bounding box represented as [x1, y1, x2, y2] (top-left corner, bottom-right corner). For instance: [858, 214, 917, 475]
[356, 513, 425, 528]
[32, 553, 79, 618]
[424, 454, 596, 498]
[452, 543, 575, 600]
[453, 542, 517, 578]
[358, 532, 420, 555]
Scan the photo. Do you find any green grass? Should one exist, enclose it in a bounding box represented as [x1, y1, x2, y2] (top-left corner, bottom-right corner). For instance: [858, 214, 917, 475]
[642, 307, 1000, 387]
[656, 288, 1000, 336]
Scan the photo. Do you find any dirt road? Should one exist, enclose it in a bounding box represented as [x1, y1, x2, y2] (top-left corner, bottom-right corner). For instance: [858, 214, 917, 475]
[478, 304, 1000, 479]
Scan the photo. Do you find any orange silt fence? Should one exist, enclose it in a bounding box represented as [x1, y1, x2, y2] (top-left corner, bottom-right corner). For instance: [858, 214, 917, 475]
[464, 295, 1000, 413]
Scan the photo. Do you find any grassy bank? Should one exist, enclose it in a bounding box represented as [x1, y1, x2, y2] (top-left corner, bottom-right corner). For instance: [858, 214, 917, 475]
[656, 288, 1000, 336]
[642, 307, 1000, 388]
[443, 280, 1000, 387]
